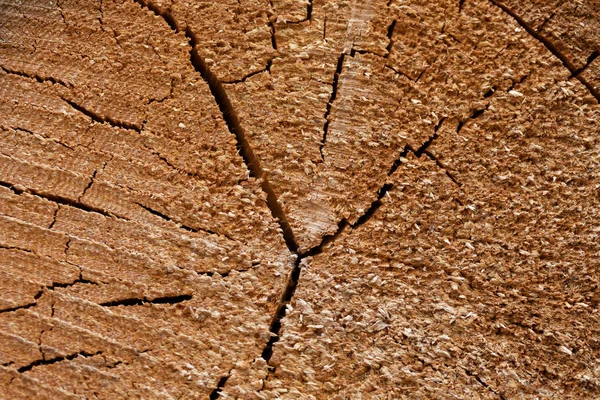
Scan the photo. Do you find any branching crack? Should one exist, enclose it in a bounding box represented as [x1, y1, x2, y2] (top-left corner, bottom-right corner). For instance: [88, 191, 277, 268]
[259, 119, 464, 384]
[489, 0, 599, 102]
[0, 272, 97, 314]
[99, 294, 192, 307]
[17, 351, 102, 373]
[61, 97, 142, 132]
[0, 65, 70, 88]
[319, 53, 346, 161]
[131, 0, 299, 253]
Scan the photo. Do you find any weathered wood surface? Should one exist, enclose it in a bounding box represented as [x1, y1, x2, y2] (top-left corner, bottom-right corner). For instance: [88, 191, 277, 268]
[1, 0, 600, 398]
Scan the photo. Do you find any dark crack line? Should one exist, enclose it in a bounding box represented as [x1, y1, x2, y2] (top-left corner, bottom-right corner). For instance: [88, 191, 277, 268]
[62, 97, 142, 132]
[79, 156, 111, 202]
[0, 302, 37, 314]
[48, 205, 60, 229]
[56, 0, 67, 25]
[141, 143, 199, 180]
[132, 0, 299, 253]
[186, 32, 299, 252]
[535, 0, 566, 34]
[413, 118, 447, 157]
[170, 263, 249, 278]
[0, 180, 125, 220]
[385, 19, 397, 56]
[570, 50, 599, 78]
[99, 294, 192, 307]
[464, 369, 506, 400]
[457, 104, 490, 134]
[98, 0, 123, 51]
[0, 274, 97, 314]
[135, 202, 234, 240]
[17, 351, 102, 373]
[489, 0, 599, 102]
[0, 65, 70, 87]
[267, 4, 278, 51]
[222, 59, 273, 84]
[209, 370, 231, 400]
[11, 125, 76, 151]
[259, 123, 463, 384]
[319, 52, 346, 161]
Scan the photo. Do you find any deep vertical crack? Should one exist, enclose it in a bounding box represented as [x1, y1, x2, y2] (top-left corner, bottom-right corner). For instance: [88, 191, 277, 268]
[186, 28, 299, 252]
[209, 371, 231, 399]
[132, 0, 299, 253]
[385, 19, 397, 56]
[259, 120, 463, 385]
[319, 53, 346, 161]
[489, 0, 599, 102]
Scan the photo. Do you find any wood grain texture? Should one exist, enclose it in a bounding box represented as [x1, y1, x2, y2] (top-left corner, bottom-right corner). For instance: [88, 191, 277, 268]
[1, 0, 599, 398]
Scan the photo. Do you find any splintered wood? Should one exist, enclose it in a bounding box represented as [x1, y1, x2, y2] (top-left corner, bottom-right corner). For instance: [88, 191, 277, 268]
[1, 0, 599, 398]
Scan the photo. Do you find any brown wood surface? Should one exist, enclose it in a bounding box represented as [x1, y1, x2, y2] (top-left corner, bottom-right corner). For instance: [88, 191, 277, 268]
[1, 0, 600, 398]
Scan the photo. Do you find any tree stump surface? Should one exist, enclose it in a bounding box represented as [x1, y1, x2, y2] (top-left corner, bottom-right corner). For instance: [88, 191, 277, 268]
[1, 0, 600, 398]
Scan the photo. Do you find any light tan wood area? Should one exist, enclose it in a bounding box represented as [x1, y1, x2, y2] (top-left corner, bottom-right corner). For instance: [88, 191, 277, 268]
[1, 0, 599, 398]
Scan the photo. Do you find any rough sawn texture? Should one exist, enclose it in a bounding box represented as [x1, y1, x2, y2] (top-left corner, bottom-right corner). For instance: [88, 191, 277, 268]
[1, 0, 600, 399]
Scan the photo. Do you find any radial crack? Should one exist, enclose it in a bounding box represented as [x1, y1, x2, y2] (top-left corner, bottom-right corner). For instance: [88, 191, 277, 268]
[99, 294, 192, 307]
[489, 0, 599, 102]
[385, 19, 397, 56]
[0, 65, 70, 87]
[0, 180, 125, 220]
[222, 59, 273, 84]
[17, 351, 102, 373]
[135, 202, 234, 240]
[132, 0, 299, 253]
[319, 52, 346, 161]
[571, 50, 599, 78]
[62, 98, 142, 132]
[209, 371, 231, 400]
